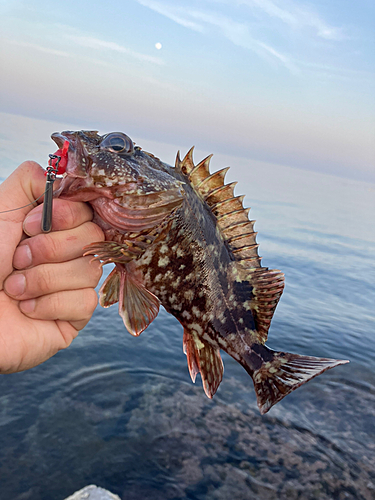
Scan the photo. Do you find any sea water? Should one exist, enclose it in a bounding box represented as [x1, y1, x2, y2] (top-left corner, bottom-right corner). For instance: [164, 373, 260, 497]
[0, 113, 374, 500]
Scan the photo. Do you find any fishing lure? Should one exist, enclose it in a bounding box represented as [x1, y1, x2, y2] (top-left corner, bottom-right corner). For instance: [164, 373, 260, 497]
[41, 140, 69, 232]
[0, 140, 69, 231]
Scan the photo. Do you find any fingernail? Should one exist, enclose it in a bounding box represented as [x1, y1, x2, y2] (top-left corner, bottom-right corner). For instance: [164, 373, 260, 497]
[13, 244, 32, 269]
[4, 274, 26, 297]
[23, 212, 42, 236]
[20, 299, 36, 314]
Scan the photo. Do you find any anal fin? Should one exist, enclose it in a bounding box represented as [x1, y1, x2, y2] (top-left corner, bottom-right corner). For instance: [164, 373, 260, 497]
[183, 329, 224, 398]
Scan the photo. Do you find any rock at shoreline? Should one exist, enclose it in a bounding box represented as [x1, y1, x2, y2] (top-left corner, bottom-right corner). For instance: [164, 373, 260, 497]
[64, 485, 121, 500]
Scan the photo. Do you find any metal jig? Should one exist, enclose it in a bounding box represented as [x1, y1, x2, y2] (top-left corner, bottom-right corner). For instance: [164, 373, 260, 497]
[41, 139, 69, 233]
[41, 154, 60, 233]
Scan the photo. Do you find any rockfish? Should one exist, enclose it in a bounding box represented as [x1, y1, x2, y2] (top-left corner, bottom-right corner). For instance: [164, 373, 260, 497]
[53, 130, 348, 414]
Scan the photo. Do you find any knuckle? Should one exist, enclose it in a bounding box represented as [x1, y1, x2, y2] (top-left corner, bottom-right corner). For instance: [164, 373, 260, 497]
[40, 291, 61, 318]
[90, 222, 105, 241]
[33, 233, 60, 262]
[83, 289, 98, 316]
[80, 256, 102, 286]
[90, 260, 103, 284]
[18, 161, 43, 176]
[54, 200, 93, 230]
[82, 221, 105, 244]
[35, 265, 55, 294]
[54, 200, 77, 228]
[58, 323, 79, 349]
[19, 160, 41, 170]
[45, 236, 61, 261]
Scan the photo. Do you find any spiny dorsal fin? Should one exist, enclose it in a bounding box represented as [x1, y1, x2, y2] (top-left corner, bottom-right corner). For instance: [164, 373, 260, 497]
[223, 220, 256, 240]
[189, 155, 213, 186]
[178, 146, 195, 175]
[196, 167, 230, 198]
[204, 182, 238, 204]
[179, 148, 262, 269]
[226, 230, 258, 249]
[175, 150, 181, 168]
[217, 206, 250, 226]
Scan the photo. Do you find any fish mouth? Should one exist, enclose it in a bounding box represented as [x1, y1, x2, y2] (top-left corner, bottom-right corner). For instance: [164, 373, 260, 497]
[51, 131, 101, 201]
[51, 132, 68, 149]
[51, 131, 89, 178]
[53, 174, 98, 201]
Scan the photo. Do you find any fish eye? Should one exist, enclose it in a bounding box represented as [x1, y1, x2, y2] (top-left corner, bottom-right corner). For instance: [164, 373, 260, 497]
[100, 133, 134, 155]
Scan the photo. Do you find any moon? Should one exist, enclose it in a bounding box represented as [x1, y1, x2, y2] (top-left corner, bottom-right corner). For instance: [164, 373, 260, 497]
[155, 42, 162, 50]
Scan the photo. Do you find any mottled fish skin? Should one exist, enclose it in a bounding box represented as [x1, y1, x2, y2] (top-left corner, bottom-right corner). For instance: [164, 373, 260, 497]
[136, 173, 257, 359]
[54, 131, 349, 415]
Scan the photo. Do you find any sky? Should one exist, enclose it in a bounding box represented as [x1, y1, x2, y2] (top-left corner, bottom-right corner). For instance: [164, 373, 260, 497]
[0, 0, 374, 181]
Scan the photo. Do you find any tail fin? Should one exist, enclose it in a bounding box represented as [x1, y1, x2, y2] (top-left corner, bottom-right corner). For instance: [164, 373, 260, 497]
[246, 348, 349, 414]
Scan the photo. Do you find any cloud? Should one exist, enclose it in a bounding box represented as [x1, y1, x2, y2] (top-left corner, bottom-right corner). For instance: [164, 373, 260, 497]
[136, 1, 297, 72]
[256, 41, 296, 71]
[5, 40, 71, 58]
[243, 0, 298, 27]
[189, 9, 299, 72]
[66, 34, 165, 65]
[296, 59, 375, 85]
[234, 0, 344, 41]
[137, 0, 205, 32]
[135, 0, 350, 78]
[3, 28, 164, 67]
[138, 0, 344, 43]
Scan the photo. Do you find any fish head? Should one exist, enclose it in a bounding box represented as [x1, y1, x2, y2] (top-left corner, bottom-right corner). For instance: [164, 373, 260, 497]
[53, 130, 183, 200]
[52, 130, 184, 231]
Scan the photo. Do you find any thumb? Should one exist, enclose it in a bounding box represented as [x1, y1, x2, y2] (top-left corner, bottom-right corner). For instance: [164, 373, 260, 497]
[0, 161, 47, 287]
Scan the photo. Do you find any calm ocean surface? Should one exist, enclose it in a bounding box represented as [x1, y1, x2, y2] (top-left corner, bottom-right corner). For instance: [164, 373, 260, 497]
[0, 114, 374, 500]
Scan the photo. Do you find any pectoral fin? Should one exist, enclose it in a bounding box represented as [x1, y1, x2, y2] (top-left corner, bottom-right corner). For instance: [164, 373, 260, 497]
[118, 266, 160, 336]
[183, 329, 224, 398]
[83, 240, 149, 266]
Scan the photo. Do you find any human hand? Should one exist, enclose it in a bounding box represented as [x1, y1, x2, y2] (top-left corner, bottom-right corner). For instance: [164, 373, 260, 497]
[0, 161, 105, 373]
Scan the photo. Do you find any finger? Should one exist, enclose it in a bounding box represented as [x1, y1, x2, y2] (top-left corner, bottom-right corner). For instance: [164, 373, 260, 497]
[0, 161, 46, 286]
[23, 199, 94, 236]
[13, 221, 104, 269]
[4, 257, 102, 300]
[0, 161, 46, 217]
[19, 288, 98, 329]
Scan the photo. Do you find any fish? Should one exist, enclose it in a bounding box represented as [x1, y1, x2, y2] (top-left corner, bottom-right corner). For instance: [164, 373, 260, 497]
[53, 130, 348, 414]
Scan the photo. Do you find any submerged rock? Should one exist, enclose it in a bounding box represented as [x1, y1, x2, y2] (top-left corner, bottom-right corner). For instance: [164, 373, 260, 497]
[64, 485, 120, 500]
